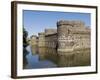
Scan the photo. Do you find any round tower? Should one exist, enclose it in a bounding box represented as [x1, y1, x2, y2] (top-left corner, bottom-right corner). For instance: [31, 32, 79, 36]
[57, 20, 90, 53]
[57, 20, 75, 52]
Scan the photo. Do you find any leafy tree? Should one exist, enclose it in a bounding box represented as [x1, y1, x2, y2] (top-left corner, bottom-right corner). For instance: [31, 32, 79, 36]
[23, 28, 28, 48]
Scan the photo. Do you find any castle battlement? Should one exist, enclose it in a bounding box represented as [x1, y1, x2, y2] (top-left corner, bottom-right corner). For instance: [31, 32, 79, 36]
[45, 29, 57, 36]
[57, 20, 85, 27]
[31, 35, 37, 39]
[38, 32, 45, 35]
[30, 20, 90, 52]
[57, 20, 90, 52]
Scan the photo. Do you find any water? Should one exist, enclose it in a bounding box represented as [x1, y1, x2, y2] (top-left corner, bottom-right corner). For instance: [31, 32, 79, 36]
[23, 45, 91, 69]
[23, 46, 57, 69]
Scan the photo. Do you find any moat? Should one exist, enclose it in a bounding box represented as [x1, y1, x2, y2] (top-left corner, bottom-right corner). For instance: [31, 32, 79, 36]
[23, 20, 91, 69]
[23, 45, 90, 69]
[23, 46, 57, 69]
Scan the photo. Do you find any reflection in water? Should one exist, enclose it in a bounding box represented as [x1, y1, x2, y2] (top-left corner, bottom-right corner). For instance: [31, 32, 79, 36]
[57, 49, 90, 67]
[38, 47, 46, 60]
[45, 48, 58, 64]
[31, 45, 38, 55]
[23, 46, 90, 69]
[23, 48, 29, 69]
[23, 46, 57, 69]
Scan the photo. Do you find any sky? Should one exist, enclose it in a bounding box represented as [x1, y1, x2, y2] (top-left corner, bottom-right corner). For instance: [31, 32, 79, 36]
[23, 10, 91, 37]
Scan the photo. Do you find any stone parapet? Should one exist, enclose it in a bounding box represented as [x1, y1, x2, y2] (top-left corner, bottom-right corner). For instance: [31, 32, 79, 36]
[70, 29, 90, 34]
[45, 29, 57, 36]
[38, 32, 45, 35]
[57, 20, 85, 27]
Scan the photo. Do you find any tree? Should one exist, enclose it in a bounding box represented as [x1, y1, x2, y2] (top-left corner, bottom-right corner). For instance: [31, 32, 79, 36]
[23, 28, 28, 48]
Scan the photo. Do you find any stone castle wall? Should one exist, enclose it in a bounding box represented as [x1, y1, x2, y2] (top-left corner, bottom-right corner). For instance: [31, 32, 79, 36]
[45, 33, 57, 48]
[30, 35, 38, 46]
[38, 32, 45, 47]
[30, 20, 91, 53]
[45, 29, 57, 35]
[45, 29, 57, 48]
[57, 20, 90, 52]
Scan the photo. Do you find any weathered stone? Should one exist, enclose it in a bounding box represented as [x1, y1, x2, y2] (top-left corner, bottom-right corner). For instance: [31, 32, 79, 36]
[38, 32, 45, 47]
[45, 33, 57, 48]
[30, 35, 38, 46]
[45, 29, 57, 35]
[57, 20, 90, 52]
[30, 20, 90, 53]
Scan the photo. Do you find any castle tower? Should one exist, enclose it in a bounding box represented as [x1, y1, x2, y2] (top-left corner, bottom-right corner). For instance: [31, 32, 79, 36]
[30, 35, 38, 54]
[45, 29, 57, 48]
[57, 20, 73, 52]
[30, 35, 38, 46]
[57, 20, 90, 53]
[38, 32, 45, 47]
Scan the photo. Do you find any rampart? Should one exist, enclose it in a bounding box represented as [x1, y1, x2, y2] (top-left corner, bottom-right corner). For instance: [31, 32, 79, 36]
[30, 20, 90, 53]
[57, 20, 90, 53]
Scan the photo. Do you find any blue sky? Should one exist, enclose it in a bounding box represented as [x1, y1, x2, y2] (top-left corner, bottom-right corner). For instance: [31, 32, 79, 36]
[23, 10, 91, 37]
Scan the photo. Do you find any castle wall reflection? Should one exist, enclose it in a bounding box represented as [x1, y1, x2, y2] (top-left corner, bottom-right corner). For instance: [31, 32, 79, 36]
[23, 45, 90, 69]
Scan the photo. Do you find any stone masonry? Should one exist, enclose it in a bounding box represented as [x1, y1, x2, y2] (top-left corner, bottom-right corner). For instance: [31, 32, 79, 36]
[38, 32, 45, 47]
[30, 20, 91, 53]
[30, 35, 38, 46]
[57, 20, 90, 52]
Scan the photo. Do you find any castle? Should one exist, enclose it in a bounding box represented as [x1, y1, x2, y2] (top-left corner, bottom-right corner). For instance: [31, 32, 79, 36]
[30, 20, 90, 53]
